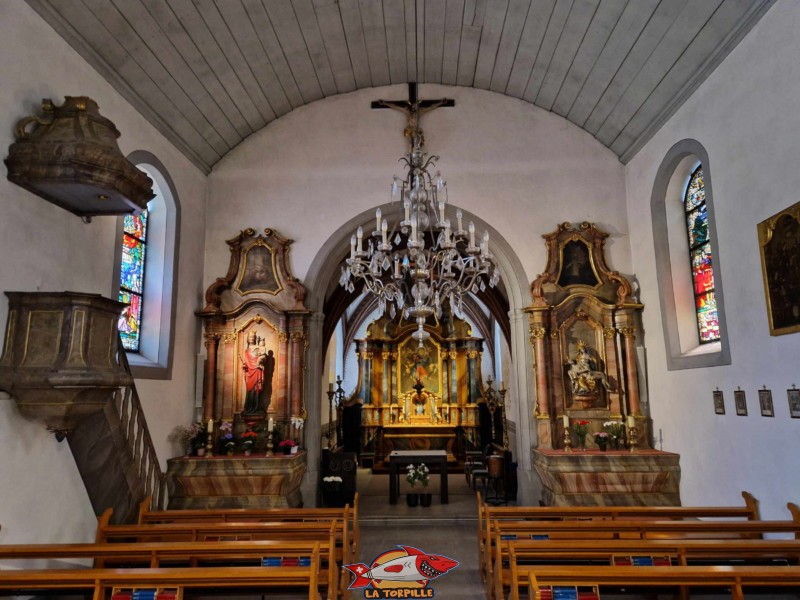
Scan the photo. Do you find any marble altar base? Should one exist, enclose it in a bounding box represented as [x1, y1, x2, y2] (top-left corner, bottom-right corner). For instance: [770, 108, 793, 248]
[533, 448, 681, 506]
[166, 452, 306, 509]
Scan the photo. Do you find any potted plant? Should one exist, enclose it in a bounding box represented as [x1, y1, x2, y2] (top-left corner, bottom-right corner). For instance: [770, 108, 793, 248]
[168, 422, 206, 457]
[240, 427, 258, 456]
[321, 475, 345, 507]
[572, 419, 590, 450]
[218, 421, 236, 456]
[416, 463, 432, 506]
[278, 439, 297, 455]
[593, 431, 610, 451]
[603, 420, 624, 450]
[405, 464, 419, 506]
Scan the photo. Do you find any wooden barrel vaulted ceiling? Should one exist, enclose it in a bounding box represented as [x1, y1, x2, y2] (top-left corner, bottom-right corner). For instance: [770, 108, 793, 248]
[28, 0, 774, 174]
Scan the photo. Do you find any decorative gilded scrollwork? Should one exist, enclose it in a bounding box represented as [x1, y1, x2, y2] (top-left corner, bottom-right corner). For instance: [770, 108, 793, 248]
[618, 326, 637, 339]
[529, 326, 547, 341]
[603, 327, 617, 339]
[222, 333, 237, 343]
[278, 332, 289, 343]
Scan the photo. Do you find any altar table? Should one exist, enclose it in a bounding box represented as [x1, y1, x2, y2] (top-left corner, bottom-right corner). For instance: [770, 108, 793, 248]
[388, 450, 448, 504]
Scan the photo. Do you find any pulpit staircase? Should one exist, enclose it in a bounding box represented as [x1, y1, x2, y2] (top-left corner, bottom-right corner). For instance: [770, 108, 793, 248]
[68, 348, 167, 524]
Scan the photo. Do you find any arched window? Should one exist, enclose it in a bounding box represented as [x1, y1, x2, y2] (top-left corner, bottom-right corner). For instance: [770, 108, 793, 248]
[683, 166, 720, 344]
[118, 210, 148, 351]
[114, 151, 181, 379]
[651, 140, 730, 370]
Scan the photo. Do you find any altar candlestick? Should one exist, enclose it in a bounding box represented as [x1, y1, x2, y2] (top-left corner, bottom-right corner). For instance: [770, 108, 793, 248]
[207, 419, 213, 433]
[268, 417, 274, 431]
[627, 415, 636, 428]
[562, 415, 569, 428]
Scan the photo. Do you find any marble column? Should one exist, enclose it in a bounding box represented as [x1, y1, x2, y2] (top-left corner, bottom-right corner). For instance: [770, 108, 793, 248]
[202, 333, 219, 422]
[619, 326, 641, 417]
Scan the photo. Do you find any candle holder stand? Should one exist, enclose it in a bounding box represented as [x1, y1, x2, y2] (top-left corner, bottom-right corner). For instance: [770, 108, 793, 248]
[627, 425, 638, 453]
[265, 431, 274, 457]
[205, 423, 214, 457]
[563, 426, 573, 453]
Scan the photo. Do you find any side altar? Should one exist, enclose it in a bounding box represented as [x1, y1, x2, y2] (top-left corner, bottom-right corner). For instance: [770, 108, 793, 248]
[526, 223, 681, 506]
[166, 228, 311, 509]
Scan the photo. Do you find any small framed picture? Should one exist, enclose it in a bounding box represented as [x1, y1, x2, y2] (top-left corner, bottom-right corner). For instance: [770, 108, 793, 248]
[788, 388, 800, 418]
[758, 388, 774, 417]
[713, 389, 725, 415]
[734, 389, 748, 416]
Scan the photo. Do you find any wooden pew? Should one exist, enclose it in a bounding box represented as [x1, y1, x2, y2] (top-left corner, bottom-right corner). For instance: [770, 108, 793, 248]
[0, 564, 322, 600]
[96, 516, 352, 564]
[0, 539, 338, 600]
[137, 492, 360, 560]
[494, 538, 800, 600]
[526, 565, 800, 600]
[477, 490, 760, 581]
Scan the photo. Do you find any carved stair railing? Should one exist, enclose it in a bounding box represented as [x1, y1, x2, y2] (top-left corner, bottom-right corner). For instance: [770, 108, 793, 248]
[115, 345, 168, 511]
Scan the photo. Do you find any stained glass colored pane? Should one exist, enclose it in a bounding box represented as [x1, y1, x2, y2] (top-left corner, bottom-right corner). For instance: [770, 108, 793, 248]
[691, 243, 715, 294]
[118, 290, 142, 352]
[686, 204, 708, 248]
[123, 211, 148, 240]
[696, 291, 720, 342]
[684, 168, 705, 210]
[121, 235, 146, 294]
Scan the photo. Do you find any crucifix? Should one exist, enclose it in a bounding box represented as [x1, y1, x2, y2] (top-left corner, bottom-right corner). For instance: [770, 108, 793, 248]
[371, 83, 455, 152]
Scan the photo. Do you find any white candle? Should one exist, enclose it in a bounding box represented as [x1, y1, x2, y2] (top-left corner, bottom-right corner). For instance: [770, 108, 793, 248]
[438, 200, 445, 223]
[207, 419, 213, 433]
[562, 415, 569, 428]
[375, 208, 382, 232]
[456, 209, 463, 232]
[268, 417, 274, 431]
[411, 216, 417, 241]
[381, 219, 388, 245]
[350, 235, 356, 258]
[404, 198, 410, 222]
[469, 222, 476, 247]
[328, 382, 334, 392]
[356, 227, 363, 253]
[627, 415, 636, 428]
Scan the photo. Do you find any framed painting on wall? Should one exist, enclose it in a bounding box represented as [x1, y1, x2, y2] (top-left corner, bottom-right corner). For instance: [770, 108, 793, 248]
[758, 388, 774, 417]
[713, 389, 725, 415]
[734, 389, 748, 416]
[788, 388, 800, 418]
[757, 201, 800, 336]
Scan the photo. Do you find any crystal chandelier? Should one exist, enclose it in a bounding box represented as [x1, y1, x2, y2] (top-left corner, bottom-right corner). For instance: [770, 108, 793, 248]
[339, 100, 500, 345]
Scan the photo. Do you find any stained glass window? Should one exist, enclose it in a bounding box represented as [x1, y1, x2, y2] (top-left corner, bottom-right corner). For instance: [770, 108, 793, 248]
[118, 210, 148, 351]
[683, 166, 720, 343]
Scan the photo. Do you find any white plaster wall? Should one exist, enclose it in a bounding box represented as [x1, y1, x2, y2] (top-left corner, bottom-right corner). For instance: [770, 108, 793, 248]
[0, 0, 207, 543]
[205, 85, 629, 291]
[625, 0, 800, 519]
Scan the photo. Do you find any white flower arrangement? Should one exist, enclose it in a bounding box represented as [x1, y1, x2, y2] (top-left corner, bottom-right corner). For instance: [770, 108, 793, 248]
[406, 463, 430, 488]
[322, 475, 343, 491]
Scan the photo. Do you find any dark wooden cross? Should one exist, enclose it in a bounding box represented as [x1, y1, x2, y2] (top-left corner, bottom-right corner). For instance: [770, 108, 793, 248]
[371, 82, 455, 151]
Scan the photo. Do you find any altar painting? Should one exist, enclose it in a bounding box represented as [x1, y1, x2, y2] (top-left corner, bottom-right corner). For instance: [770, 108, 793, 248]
[398, 337, 441, 396]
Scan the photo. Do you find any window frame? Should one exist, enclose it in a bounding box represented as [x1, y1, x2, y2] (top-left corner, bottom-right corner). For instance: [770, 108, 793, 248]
[113, 151, 181, 380]
[650, 139, 730, 370]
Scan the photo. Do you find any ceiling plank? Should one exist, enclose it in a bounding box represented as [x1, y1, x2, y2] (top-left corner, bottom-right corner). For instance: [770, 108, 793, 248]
[489, 0, 533, 93]
[241, 0, 305, 109]
[594, 0, 723, 146]
[216, 0, 292, 117]
[359, 0, 391, 86]
[138, 0, 252, 141]
[566, 0, 658, 127]
[263, 0, 325, 104]
[312, 0, 357, 93]
[383, 0, 409, 84]
[473, 0, 509, 90]
[505, 0, 556, 97]
[582, 0, 688, 135]
[423, 0, 447, 83]
[189, 0, 277, 124]
[612, 0, 773, 158]
[339, 0, 373, 88]
[536, 0, 599, 109]
[110, 0, 240, 150]
[43, 0, 221, 168]
[441, 0, 466, 85]
[456, 0, 487, 86]
[291, 0, 338, 96]
[549, 0, 627, 115]
[522, 0, 573, 103]
[404, 0, 417, 81]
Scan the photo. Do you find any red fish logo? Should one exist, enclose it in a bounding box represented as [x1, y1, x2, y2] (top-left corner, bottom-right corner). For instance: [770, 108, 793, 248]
[344, 545, 459, 594]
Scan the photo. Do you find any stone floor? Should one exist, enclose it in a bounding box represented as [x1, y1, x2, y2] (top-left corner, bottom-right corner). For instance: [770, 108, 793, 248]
[353, 469, 488, 599]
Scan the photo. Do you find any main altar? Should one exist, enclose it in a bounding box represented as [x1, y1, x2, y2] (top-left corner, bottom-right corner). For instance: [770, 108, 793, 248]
[349, 309, 486, 469]
[526, 223, 681, 506]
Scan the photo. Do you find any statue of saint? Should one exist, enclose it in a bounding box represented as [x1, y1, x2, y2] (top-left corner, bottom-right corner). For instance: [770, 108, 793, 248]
[241, 331, 275, 414]
[567, 341, 611, 396]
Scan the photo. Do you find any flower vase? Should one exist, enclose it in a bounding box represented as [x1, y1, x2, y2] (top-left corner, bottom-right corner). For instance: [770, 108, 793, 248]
[611, 438, 620, 451]
[196, 447, 205, 457]
[406, 493, 419, 507]
[419, 492, 432, 507]
[282, 446, 292, 455]
[597, 440, 608, 452]
[577, 433, 587, 450]
[244, 449, 252, 456]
